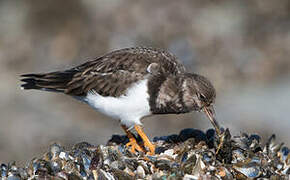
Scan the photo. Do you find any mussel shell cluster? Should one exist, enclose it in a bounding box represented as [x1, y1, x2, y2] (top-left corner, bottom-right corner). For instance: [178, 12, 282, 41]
[0, 128, 289, 179]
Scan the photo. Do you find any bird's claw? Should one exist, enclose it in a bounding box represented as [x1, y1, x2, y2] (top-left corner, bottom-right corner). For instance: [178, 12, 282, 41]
[125, 138, 145, 153]
[144, 143, 156, 156]
[121, 124, 155, 155]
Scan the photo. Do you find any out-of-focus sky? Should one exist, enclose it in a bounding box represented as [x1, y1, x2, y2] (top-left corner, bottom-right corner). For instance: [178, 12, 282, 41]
[0, 0, 289, 164]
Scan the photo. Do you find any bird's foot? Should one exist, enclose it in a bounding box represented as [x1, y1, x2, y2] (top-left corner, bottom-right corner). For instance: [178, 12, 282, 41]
[121, 124, 146, 154]
[145, 143, 156, 156]
[125, 137, 146, 153]
[134, 125, 155, 155]
[121, 124, 155, 155]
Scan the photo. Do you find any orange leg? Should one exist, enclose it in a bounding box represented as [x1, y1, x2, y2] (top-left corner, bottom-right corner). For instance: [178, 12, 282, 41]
[121, 125, 145, 153]
[134, 125, 155, 155]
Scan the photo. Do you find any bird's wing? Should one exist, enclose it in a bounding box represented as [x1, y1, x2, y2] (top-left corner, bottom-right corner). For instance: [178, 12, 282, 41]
[65, 70, 143, 96]
[65, 47, 186, 97]
[73, 47, 186, 75]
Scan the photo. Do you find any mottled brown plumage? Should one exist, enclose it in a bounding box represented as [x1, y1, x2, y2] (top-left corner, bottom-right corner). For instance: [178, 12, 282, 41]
[21, 47, 185, 97]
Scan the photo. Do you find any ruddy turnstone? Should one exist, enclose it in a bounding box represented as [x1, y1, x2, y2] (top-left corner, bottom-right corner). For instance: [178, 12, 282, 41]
[21, 47, 220, 155]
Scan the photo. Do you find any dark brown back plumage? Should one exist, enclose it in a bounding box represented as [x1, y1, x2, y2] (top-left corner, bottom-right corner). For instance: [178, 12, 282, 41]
[21, 47, 186, 97]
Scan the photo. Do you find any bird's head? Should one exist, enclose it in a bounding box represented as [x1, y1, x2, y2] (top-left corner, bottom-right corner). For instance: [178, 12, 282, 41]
[181, 73, 220, 134]
[182, 73, 216, 111]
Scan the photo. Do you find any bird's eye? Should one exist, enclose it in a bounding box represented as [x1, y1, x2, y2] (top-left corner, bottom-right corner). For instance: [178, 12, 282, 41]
[198, 93, 206, 101]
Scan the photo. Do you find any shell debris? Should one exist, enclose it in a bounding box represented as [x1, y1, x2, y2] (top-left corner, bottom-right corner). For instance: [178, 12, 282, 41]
[0, 128, 289, 179]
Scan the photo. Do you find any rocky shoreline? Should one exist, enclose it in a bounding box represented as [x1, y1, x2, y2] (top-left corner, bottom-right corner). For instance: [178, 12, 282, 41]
[1, 128, 289, 179]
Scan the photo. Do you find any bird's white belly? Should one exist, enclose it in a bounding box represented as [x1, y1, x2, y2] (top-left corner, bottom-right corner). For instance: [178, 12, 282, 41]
[84, 79, 151, 127]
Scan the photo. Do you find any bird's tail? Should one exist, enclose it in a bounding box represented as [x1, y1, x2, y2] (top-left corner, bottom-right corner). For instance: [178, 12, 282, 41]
[20, 70, 77, 93]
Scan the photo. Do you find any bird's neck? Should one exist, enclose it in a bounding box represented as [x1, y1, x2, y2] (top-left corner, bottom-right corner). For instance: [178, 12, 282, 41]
[147, 74, 191, 114]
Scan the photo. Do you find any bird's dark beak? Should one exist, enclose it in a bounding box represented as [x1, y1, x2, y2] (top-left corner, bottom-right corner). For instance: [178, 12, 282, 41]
[203, 105, 221, 136]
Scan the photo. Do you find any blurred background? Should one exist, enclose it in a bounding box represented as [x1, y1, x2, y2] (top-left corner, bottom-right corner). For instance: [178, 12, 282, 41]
[1, 0, 289, 164]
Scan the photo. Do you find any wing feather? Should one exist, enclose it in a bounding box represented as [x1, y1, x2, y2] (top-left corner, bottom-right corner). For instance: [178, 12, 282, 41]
[21, 47, 186, 97]
[65, 47, 186, 97]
